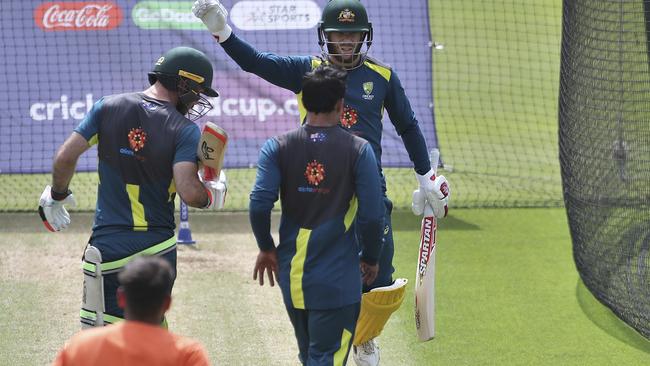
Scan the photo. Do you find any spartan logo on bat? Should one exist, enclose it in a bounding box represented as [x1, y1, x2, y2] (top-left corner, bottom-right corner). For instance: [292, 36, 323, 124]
[304, 160, 325, 186]
[127, 127, 147, 152]
[200, 141, 215, 161]
[418, 217, 436, 279]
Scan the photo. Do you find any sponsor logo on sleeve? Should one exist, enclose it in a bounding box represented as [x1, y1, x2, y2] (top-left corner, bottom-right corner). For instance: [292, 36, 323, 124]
[34, 2, 123, 31]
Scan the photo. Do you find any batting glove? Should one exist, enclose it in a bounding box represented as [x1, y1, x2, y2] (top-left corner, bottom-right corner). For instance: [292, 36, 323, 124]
[415, 169, 450, 218]
[201, 170, 227, 210]
[192, 0, 232, 43]
[38, 185, 77, 232]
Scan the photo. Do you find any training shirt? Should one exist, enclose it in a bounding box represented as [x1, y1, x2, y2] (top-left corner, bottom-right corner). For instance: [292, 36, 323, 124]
[52, 321, 210, 366]
[250, 125, 384, 310]
[221, 33, 431, 189]
[74, 93, 199, 259]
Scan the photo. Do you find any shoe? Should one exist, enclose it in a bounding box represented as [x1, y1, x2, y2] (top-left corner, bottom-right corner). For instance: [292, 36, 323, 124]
[352, 338, 380, 366]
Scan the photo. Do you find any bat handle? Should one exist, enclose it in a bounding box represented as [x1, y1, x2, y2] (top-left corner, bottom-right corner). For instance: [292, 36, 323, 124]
[430, 148, 440, 176]
[204, 167, 216, 182]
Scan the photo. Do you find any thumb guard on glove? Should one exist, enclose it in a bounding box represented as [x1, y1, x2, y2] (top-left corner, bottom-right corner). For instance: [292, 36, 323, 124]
[38, 185, 77, 232]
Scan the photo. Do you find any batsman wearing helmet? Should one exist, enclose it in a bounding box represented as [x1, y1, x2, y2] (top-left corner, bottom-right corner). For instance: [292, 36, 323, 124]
[193, 1, 451, 364]
[38, 46, 227, 328]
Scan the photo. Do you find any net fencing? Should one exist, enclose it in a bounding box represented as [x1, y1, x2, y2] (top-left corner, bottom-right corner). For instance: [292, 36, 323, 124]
[0, 0, 563, 212]
[560, 0, 650, 339]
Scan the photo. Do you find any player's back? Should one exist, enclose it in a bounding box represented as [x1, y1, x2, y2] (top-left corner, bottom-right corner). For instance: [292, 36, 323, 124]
[92, 92, 199, 237]
[274, 125, 370, 309]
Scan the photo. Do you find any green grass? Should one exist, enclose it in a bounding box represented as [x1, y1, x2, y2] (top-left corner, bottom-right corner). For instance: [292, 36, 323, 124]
[0, 167, 425, 212]
[1, 208, 649, 365]
[430, 0, 563, 207]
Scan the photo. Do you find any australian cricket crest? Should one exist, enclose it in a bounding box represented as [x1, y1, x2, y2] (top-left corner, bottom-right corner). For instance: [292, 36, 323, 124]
[338, 9, 355, 23]
[362, 81, 374, 100]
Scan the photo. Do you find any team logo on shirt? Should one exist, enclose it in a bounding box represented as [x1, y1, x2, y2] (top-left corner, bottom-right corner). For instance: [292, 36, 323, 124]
[362, 82, 374, 100]
[338, 9, 355, 23]
[340, 105, 358, 128]
[310, 132, 327, 143]
[127, 127, 147, 152]
[141, 100, 159, 111]
[304, 160, 326, 186]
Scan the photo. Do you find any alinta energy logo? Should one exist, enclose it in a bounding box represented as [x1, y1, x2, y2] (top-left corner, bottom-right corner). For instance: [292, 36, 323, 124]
[299, 160, 330, 194]
[304, 160, 325, 186]
[34, 2, 123, 31]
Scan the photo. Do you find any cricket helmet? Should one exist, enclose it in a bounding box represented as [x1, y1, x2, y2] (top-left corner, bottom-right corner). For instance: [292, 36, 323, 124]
[148, 47, 218, 120]
[318, 0, 373, 69]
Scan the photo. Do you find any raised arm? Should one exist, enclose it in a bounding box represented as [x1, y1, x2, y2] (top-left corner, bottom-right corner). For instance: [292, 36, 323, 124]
[193, 0, 312, 93]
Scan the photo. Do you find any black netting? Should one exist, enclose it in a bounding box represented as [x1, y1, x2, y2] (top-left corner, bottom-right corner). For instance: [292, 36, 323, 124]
[0, 1, 565, 211]
[560, 0, 650, 339]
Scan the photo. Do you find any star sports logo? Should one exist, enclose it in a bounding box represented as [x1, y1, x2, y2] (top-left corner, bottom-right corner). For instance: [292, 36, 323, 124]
[34, 2, 123, 31]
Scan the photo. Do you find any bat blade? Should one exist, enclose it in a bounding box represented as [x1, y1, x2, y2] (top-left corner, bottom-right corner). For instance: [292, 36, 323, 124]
[415, 210, 436, 341]
[415, 148, 440, 342]
[198, 122, 228, 181]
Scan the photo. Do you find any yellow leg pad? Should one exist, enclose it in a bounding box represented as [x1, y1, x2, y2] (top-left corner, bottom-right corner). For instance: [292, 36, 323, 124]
[353, 278, 408, 345]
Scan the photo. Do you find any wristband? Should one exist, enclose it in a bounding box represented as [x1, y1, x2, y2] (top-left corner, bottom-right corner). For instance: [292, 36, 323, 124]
[51, 189, 71, 201]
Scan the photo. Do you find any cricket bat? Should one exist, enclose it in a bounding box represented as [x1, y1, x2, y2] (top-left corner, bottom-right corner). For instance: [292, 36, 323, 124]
[414, 148, 439, 342]
[198, 122, 228, 181]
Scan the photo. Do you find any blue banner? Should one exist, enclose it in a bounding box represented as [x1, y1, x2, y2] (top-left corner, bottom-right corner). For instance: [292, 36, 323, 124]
[1, 0, 435, 173]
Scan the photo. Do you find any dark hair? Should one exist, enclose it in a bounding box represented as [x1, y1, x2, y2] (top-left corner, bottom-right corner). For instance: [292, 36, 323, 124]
[118, 256, 175, 319]
[302, 64, 347, 113]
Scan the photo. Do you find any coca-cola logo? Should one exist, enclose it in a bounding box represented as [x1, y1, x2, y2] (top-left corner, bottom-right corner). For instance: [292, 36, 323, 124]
[34, 2, 123, 31]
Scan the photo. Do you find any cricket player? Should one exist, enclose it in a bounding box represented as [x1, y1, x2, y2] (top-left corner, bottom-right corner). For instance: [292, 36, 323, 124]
[52, 256, 211, 366]
[38, 46, 227, 328]
[250, 65, 384, 366]
[193, 0, 450, 363]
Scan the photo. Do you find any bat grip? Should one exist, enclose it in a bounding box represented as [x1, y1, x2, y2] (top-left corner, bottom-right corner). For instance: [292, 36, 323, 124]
[203, 167, 216, 182]
[430, 148, 440, 176]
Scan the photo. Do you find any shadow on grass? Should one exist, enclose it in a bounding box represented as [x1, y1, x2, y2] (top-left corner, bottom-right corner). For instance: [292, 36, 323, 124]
[576, 277, 650, 354]
[391, 209, 480, 231]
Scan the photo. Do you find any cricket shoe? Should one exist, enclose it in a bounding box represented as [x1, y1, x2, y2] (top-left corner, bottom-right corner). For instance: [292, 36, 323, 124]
[352, 338, 380, 366]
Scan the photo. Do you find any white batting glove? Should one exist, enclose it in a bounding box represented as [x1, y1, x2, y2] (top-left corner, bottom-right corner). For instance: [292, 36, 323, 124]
[192, 0, 232, 43]
[411, 189, 426, 216]
[415, 169, 450, 218]
[202, 170, 227, 210]
[38, 185, 77, 232]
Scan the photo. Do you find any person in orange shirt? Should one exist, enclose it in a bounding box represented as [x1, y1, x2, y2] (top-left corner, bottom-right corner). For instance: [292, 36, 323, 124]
[52, 256, 210, 366]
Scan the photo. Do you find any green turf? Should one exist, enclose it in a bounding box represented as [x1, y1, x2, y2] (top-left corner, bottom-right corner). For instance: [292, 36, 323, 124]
[1, 208, 649, 365]
[0, 167, 424, 212]
[430, 0, 563, 207]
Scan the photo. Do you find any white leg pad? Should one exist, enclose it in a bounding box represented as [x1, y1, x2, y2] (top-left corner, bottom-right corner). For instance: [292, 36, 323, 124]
[81, 245, 105, 328]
